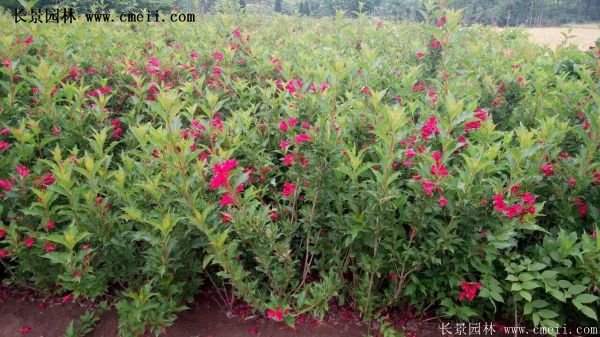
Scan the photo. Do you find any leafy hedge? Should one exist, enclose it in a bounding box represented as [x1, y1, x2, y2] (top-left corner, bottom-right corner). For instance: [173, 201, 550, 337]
[1, 9, 599, 337]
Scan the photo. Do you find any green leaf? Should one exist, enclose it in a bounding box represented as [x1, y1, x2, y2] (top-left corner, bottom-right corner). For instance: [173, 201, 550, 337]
[537, 309, 559, 319]
[519, 291, 532, 302]
[577, 305, 598, 321]
[573, 293, 598, 305]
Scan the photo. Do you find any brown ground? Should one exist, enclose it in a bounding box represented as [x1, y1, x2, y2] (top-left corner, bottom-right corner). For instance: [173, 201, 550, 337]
[523, 24, 600, 49]
[0, 290, 524, 337]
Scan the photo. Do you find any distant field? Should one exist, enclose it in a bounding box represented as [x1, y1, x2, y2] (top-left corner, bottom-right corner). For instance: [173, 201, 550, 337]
[522, 24, 600, 49]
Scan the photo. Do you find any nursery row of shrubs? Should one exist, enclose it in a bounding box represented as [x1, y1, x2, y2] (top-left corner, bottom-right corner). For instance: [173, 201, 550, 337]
[1, 8, 599, 337]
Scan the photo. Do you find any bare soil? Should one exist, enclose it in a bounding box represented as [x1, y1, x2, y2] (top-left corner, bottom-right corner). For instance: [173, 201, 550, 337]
[523, 25, 600, 49]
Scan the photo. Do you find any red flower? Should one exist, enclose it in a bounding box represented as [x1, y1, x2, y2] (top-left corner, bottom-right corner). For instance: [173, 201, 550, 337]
[458, 281, 481, 302]
[0, 179, 13, 192]
[221, 212, 233, 223]
[416, 51, 426, 60]
[68, 66, 81, 80]
[282, 182, 296, 198]
[266, 308, 284, 322]
[360, 86, 372, 96]
[287, 117, 298, 128]
[44, 241, 56, 253]
[430, 162, 448, 178]
[0, 140, 11, 152]
[286, 79, 303, 96]
[209, 159, 238, 190]
[281, 153, 294, 167]
[0, 228, 6, 239]
[431, 150, 442, 162]
[521, 192, 536, 206]
[18, 326, 32, 335]
[0, 248, 10, 259]
[23, 35, 33, 46]
[16, 164, 30, 178]
[62, 293, 74, 304]
[430, 38, 442, 49]
[492, 193, 506, 212]
[412, 81, 425, 93]
[592, 170, 600, 185]
[438, 195, 448, 208]
[41, 173, 56, 188]
[504, 204, 524, 219]
[211, 116, 224, 131]
[540, 162, 554, 177]
[435, 16, 447, 28]
[405, 148, 416, 159]
[421, 179, 436, 197]
[46, 220, 56, 231]
[279, 139, 291, 151]
[295, 133, 311, 144]
[24, 236, 36, 249]
[464, 120, 481, 132]
[567, 177, 577, 188]
[219, 193, 235, 207]
[190, 51, 199, 61]
[279, 120, 289, 133]
[574, 197, 588, 218]
[474, 107, 489, 121]
[2, 59, 11, 69]
[421, 116, 439, 140]
[213, 51, 224, 62]
[270, 210, 279, 222]
[0, 128, 10, 136]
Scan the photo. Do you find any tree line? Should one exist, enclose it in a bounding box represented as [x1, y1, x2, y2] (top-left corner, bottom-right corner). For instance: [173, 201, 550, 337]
[2, 0, 600, 26]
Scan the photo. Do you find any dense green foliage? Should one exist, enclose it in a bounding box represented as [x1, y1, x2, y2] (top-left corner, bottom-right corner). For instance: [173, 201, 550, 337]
[1, 7, 600, 337]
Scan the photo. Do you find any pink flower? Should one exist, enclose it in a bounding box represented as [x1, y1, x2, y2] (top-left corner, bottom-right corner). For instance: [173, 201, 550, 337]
[464, 120, 481, 132]
[295, 133, 311, 144]
[221, 212, 233, 223]
[474, 107, 489, 121]
[435, 16, 447, 28]
[213, 51, 224, 62]
[360, 86, 372, 96]
[0, 128, 10, 136]
[430, 38, 442, 50]
[0, 248, 10, 259]
[23, 35, 33, 46]
[18, 326, 32, 335]
[431, 163, 448, 178]
[232, 27, 242, 39]
[421, 116, 439, 140]
[412, 81, 425, 93]
[493, 193, 506, 212]
[574, 197, 588, 218]
[282, 182, 296, 198]
[44, 241, 56, 253]
[23, 236, 35, 249]
[211, 116, 224, 131]
[46, 220, 56, 231]
[270, 210, 279, 222]
[438, 195, 448, 207]
[266, 308, 284, 322]
[405, 148, 416, 159]
[41, 173, 55, 188]
[68, 66, 81, 80]
[279, 139, 291, 151]
[16, 165, 30, 178]
[279, 120, 289, 133]
[219, 193, 235, 207]
[567, 177, 577, 188]
[190, 51, 199, 61]
[504, 204, 524, 219]
[521, 192, 536, 206]
[0, 228, 6, 239]
[287, 117, 298, 128]
[286, 79, 303, 95]
[416, 51, 426, 60]
[421, 179, 436, 197]
[431, 150, 442, 162]
[0, 140, 11, 152]
[0, 179, 13, 192]
[2, 59, 11, 69]
[458, 281, 481, 302]
[540, 162, 554, 177]
[282, 153, 294, 167]
[209, 159, 238, 190]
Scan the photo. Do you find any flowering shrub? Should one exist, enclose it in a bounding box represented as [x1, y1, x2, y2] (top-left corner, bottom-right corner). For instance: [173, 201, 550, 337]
[0, 8, 599, 336]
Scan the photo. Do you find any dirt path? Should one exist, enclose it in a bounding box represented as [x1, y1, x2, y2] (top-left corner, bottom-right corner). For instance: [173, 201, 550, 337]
[524, 25, 600, 49]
